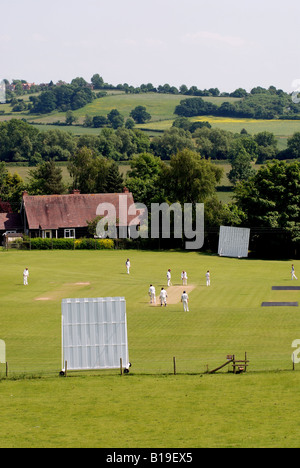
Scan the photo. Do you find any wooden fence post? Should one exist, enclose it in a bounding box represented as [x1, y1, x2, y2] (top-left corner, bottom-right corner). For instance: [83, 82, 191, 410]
[293, 352, 295, 371]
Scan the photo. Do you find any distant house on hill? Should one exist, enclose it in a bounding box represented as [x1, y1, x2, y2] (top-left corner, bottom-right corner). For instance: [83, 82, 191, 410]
[20, 188, 142, 240]
[22, 82, 35, 91]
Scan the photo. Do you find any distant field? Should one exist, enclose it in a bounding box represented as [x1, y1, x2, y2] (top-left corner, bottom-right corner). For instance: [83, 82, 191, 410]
[137, 116, 300, 149]
[8, 165, 72, 184]
[2, 91, 299, 148]
[30, 124, 109, 135]
[1, 92, 299, 147]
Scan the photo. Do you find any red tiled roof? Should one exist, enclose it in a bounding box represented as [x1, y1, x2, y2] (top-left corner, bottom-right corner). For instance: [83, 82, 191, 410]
[0, 213, 22, 231]
[23, 192, 142, 230]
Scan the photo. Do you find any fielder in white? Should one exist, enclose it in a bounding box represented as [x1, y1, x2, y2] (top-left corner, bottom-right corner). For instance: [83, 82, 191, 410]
[167, 269, 171, 287]
[159, 287, 168, 307]
[206, 270, 210, 286]
[126, 258, 130, 274]
[148, 284, 156, 304]
[181, 291, 189, 311]
[181, 270, 188, 285]
[23, 267, 29, 285]
[291, 264, 298, 280]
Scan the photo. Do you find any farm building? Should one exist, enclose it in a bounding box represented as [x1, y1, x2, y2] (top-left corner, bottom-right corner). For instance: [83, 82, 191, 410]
[20, 188, 143, 239]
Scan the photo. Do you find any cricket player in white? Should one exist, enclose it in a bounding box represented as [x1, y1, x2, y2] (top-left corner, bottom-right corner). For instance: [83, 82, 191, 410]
[159, 287, 168, 307]
[181, 291, 189, 311]
[126, 259, 130, 274]
[181, 270, 188, 285]
[291, 264, 298, 280]
[148, 284, 156, 304]
[23, 268, 29, 285]
[206, 270, 210, 286]
[167, 269, 171, 287]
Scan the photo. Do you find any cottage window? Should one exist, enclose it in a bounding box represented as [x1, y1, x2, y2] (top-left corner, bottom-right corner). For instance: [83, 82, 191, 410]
[64, 229, 75, 239]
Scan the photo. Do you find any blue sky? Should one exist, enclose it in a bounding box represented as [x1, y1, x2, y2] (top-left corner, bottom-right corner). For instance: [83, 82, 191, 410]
[1, 0, 299, 92]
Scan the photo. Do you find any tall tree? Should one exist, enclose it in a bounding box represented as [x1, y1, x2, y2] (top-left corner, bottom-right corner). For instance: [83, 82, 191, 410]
[130, 106, 151, 124]
[107, 109, 124, 129]
[105, 161, 124, 193]
[65, 110, 78, 125]
[28, 160, 66, 195]
[0, 162, 25, 211]
[228, 140, 256, 185]
[235, 160, 300, 253]
[125, 153, 166, 206]
[68, 146, 110, 193]
[164, 149, 223, 205]
[0, 119, 40, 163]
[91, 74, 104, 89]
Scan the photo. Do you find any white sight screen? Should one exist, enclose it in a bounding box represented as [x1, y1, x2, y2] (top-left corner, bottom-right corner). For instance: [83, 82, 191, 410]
[218, 226, 250, 258]
[61, 297, 129, 371]
[0, 340, 5, 363]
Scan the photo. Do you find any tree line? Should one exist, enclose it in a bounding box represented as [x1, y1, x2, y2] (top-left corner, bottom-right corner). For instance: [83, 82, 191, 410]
[175, 93, 300, 120]
[1, 119, 300, 167]
[2, 147, 298, 257]
[4, 76, 298, 118]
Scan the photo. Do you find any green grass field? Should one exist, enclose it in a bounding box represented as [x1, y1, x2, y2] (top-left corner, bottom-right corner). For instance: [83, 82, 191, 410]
[0, 249, 300, 447]
[2, 91, 300, 148]
[2, 93, 239, 125]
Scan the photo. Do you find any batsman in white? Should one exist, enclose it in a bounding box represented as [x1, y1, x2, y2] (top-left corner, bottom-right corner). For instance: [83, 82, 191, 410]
[159, 287, 168, 307]
[181, 270, 188, 285]
[126, 258, 130, 274]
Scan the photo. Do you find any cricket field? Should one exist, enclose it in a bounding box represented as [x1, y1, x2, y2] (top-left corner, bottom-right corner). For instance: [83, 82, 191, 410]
[0, 249, 300, 448]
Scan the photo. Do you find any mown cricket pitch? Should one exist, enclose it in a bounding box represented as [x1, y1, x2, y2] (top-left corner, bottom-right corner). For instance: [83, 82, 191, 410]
[151, 284, 196, 305]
